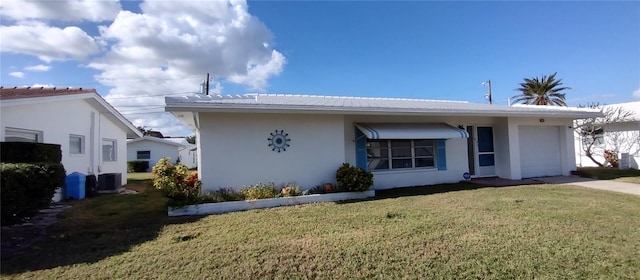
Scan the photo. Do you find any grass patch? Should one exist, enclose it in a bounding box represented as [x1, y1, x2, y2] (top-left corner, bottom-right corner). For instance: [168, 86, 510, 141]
[127, 172, 153, 182]
[2, 182, 639, 279]
[577, 167, 640, 183]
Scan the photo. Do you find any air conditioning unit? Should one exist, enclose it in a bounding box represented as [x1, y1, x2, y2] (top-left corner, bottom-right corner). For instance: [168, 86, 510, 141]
[98, 173, 122, 191]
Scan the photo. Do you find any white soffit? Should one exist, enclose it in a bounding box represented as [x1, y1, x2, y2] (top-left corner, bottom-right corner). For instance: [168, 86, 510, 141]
[356, 123, 469, 139]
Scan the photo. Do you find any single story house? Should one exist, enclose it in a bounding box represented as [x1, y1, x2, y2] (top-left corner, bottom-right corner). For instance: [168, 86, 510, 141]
[0, 87, 142, 188]
[165, 94, 601, 192]
[127, 136, 197, 171]
[575, 101, 639, 169]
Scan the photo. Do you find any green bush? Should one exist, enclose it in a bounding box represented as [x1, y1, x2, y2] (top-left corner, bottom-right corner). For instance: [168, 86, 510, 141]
[127, 160, 150, 172]
[201, 188, 245, 203]
[1, 163, 66, 225]
[280, 183, 303, 197]
[0, 142, 62, 163]
[336, 163, 374, 192]
[152, 157, 201, 206]
[241, 182, 279, 200]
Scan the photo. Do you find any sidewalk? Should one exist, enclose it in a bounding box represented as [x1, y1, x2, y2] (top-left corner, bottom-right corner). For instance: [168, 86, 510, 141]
[534, 176, 640, 196]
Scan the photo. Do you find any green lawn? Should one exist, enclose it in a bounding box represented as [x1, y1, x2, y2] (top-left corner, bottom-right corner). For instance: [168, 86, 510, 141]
[577, 167, 640, 183]
[2, 181, 639, 279]
[126, 172, 153, 182]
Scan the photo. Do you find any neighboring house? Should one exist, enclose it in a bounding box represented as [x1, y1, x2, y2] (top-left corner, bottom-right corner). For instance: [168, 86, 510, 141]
[127, 136, 197, 170]
[165, 94, 601, 192]
[0, 87, 142, 187]
[575, 101, 640, 169]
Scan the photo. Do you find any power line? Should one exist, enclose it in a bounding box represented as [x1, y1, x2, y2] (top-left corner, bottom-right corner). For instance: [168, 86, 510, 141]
[104, 91, 200, 99]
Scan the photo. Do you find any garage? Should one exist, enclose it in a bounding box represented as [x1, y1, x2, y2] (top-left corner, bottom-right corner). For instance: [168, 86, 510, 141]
[519, 126, 562, 178]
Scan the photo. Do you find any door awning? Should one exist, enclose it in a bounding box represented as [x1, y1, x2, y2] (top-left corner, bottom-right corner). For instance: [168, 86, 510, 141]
[355, 123, 469, 139]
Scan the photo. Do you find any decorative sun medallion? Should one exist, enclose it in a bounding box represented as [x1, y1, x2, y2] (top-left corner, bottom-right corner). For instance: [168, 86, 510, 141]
[268, 129, 291, 152]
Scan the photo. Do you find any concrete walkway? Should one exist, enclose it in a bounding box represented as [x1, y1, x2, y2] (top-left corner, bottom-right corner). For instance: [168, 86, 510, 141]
[534, 176, 640, 196]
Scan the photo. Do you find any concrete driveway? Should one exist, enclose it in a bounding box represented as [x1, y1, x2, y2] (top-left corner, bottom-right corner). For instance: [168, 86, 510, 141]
[534, 176, 640, 196]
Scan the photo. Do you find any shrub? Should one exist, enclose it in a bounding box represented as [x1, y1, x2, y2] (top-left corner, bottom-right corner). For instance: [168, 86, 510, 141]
[1, 163, 65, 225]
[201, 188, 245, 203]
[152, 157, 201, 206]
[127, 160, 150, 172]
[0, 142, 62, 163]
[604, 150, 619, 168]
[241, 182, 279, 200]
[336, 163, 374, 192]
[280, 183, 303, 197]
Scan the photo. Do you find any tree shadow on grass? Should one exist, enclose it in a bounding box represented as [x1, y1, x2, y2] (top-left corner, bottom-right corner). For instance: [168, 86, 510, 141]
[575, 167, 640, 180]
[0, 181, 205, 275]
[337, 179, 539, 204]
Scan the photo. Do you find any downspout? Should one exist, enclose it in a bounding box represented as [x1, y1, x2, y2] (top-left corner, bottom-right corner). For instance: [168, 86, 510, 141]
[89, 112, 96, 174]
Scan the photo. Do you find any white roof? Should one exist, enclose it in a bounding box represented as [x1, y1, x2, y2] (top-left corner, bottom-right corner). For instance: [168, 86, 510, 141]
[127, 136, 194, 147]
[165, 94, 601, 118]
[604, 101, 640, 121]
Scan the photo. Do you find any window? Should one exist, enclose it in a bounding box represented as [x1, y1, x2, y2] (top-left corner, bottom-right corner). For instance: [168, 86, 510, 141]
[367, 139, 436, 170]
[69, 135, 85, 155]
[102, 139, 117, 162]
[137, 150, 151, 160]
[5, 127, 43, 142]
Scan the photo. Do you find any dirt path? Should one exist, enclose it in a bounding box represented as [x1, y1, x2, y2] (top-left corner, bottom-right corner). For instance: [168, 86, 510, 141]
[1, 203, 71, 258]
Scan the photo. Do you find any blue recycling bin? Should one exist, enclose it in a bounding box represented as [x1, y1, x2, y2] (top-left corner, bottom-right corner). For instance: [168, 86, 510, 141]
[65, 172, 86, 200]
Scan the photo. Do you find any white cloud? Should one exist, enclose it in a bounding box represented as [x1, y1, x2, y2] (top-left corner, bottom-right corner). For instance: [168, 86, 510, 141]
[89, 0, 285, 135]
[9, 71, 24, 78]
[633, 88, 640, 99]
[0, 0, 285, 135]
[0, 0, 121, 22]
[228, 50, 286, 90]
[25, 64, 51, 72]
[30, 83, 55, 88]
[0, 23, 99, 62]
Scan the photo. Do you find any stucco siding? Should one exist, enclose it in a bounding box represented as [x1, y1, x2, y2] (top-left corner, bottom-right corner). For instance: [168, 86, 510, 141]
[1, 99, 129, 186]
[127, 141, 181, 171]
[198, 113, 346, 191]
[2, 100, 92, 173]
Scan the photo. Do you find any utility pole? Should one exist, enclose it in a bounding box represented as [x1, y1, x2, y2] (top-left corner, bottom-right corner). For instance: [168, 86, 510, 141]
[482, 79, 492, 104]
[205, 73, 210, 95]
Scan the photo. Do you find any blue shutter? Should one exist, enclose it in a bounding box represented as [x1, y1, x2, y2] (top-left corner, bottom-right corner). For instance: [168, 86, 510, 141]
[437, 139, 446, 170]
[355, 128, 367, 171]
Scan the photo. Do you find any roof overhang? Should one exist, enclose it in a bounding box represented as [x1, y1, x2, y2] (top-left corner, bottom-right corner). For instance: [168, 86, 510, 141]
[1, 92, 142, 138]
[127, 136, 186, 147]
[165, 103, 603, 119]
[356, 123, 469, 139]
[165, 95, 604, 121]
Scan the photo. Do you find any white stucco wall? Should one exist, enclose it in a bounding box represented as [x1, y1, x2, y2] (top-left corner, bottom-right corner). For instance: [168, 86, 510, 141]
[127, 140, 181, 171]
[178, 146, 197, 169]
[1, 99, 129, 186]
[194, 112, 582, 192]
[575, 121, 640, 169]
[198, 113, 346, 191]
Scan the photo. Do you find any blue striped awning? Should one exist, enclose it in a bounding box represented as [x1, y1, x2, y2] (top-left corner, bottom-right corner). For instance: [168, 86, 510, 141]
[355, 123, 469, 139]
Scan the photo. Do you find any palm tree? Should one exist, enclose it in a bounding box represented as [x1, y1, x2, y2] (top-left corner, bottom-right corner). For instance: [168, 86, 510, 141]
[512, 72, 570, 106]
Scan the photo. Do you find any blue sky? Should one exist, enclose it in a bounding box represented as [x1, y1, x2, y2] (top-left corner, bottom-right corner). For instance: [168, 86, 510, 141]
[1, 1, 638, 136]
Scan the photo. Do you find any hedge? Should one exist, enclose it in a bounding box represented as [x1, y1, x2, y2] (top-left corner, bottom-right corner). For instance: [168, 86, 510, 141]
[0, 142, 62, 163]
[127, 160, 150, 172]
[1, 163, 66, 225]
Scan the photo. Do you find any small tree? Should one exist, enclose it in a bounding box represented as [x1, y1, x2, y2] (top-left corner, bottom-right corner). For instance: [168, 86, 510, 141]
[512, 72, 570, 106]
[574, 103, 638, 167]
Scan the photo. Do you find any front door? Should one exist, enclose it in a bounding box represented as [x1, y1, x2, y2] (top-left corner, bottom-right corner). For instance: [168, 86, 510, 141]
[467, 126, 495, 177]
